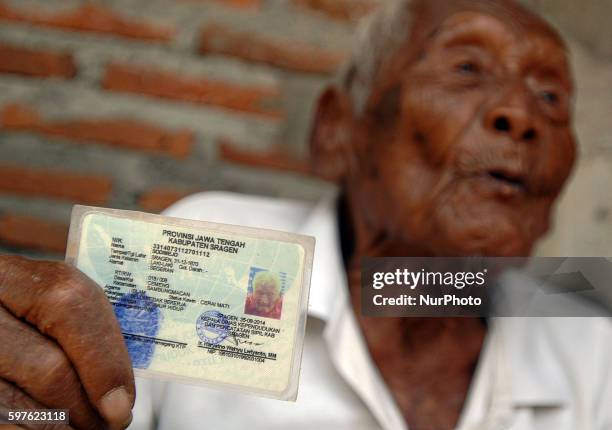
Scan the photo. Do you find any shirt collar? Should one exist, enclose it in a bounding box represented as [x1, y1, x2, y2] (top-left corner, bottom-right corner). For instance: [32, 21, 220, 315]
[295, 191, 570, 426]
[295, 189, 408, 430]
[295, 188, 347, 321]
[495, 317, 570, 408]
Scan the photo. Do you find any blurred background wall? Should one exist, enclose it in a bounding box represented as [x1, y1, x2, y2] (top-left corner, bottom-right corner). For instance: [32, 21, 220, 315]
[0, 0, 610, 259]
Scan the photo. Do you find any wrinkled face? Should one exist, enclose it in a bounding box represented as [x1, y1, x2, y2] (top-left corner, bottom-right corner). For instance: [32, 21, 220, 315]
[253, 283, 280, 314]
[352, 4, 576, 256]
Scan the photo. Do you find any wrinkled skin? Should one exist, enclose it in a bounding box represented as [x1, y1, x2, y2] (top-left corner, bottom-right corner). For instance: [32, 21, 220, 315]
[0, 1, 576, 430]
[311, 0, 576, 428]
[314, 0, 575, 258]
[0, 256, 135, 430]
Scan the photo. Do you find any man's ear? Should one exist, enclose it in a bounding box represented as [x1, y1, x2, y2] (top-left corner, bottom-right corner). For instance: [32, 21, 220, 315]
[309, 86, 355, 183]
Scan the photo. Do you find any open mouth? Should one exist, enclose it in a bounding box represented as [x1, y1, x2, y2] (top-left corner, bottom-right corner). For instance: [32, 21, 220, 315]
[486, 169, 528, 196]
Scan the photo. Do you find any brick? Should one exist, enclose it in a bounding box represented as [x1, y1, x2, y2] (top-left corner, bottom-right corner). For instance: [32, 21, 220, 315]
[0, 42, 76, 78]
[219, 139, 311, 175]
[177, 0, 261, 10]
[138, 188, 194, 213]
[198, 24, 347, 74]
[0, 213, 69, 254]
[293, 0, 378, 22]
[102, 63, 282, 119]
[0, 164, 112, 204]
[0, 104, 194, 158]
[0, 2, 174, 42]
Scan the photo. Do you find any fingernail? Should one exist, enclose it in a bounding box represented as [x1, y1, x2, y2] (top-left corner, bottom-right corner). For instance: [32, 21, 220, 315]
[100, 387, 133, 429]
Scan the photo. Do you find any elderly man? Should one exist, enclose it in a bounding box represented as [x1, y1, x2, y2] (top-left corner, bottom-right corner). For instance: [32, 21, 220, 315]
[0, 0, 610, 429]
[244, 271, 283, 319]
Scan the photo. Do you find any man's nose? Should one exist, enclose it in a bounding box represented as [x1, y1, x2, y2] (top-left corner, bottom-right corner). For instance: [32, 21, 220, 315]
[485, 104, 539, 143]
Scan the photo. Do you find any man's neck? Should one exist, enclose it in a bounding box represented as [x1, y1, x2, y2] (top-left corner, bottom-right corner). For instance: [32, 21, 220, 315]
[337, 192, 487, 430]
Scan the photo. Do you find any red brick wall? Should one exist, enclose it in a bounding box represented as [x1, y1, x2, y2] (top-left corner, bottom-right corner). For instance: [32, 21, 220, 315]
[0, 0, 376, 257]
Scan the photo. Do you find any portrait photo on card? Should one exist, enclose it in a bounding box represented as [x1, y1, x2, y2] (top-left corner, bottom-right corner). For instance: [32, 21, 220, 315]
[244, 268, 286, 320]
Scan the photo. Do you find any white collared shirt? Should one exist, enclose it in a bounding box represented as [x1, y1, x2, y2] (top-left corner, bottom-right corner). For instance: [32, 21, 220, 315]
[129, 191, 612, 430]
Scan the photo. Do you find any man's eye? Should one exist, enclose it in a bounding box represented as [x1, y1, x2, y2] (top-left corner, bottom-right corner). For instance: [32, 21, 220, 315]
[541, 91, 559, 105]
[456, 61, 479, 74]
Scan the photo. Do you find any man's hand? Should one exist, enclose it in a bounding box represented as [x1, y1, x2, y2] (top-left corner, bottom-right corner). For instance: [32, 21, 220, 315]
[0, 255, 135, 430]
